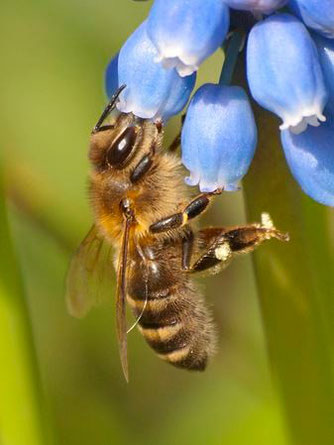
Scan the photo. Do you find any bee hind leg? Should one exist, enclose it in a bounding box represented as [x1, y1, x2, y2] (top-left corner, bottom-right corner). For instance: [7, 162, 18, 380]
[183, 213, 289, 274]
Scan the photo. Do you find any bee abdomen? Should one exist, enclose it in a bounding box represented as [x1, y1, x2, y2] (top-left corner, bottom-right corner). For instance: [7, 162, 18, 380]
[128, 283, 217, 371]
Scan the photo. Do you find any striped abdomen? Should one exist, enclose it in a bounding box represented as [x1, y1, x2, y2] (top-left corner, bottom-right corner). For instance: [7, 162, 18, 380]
[127, 244, 217, 370]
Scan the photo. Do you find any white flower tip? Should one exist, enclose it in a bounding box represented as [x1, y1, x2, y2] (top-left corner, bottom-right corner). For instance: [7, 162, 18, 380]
[185, 174, 199, 187]
[156, 54, 197, 77]
[117, 99, 156, 119]
[200, 184, 218, 193]
[176, 63, 198, 77]
[280, 111, 327, 134]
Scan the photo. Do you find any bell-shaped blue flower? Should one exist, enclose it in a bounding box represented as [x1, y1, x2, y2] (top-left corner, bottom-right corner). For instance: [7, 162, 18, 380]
[105, 53, 119, 99]
[247, 13, 328, 134]
[117, 21, 196, 121]
[281, 109, 334, 206]
[181, 84, 257, 192]
[289, 0, 334, 39]
[223, 0, 287, 14]
[313, 34, 334, 113]
[147, 0, 230, 77]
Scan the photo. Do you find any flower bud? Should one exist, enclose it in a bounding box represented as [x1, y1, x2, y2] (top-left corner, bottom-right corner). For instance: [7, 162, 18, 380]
[223, 0, 287, 14]
[289, 0, 334, 39]
[181, 84, 257, 192]
[281, 109, 334, 206]
[147, 0, 230, 77]
[247, 13, 328, 134]
[117, 21, 196, 121]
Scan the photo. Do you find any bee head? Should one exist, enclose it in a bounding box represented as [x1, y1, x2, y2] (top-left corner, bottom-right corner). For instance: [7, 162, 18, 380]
[89, 113, 140, 171]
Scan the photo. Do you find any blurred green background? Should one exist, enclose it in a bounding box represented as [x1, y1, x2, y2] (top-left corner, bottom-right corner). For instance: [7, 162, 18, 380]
[1, 1, 333, 445]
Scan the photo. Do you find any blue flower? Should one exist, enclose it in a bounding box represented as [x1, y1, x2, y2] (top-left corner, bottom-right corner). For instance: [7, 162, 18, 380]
[117, 21, 196, 121]
[105, 4, 334, 207]
[247, 13, 328, 134]
[105, 53, 118, 99]
[181, 84, 257, 192]
[289, 0, 334, 39]
[313, 33, 334, 113]
[223, 0, 287, 14]
[147, 0, 230, 77]
[281, 109, 334, 206]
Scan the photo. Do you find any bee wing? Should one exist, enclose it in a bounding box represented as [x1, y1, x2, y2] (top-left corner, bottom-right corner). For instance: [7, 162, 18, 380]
[66, 225, 114, 318]
[115, 217, 133, 383]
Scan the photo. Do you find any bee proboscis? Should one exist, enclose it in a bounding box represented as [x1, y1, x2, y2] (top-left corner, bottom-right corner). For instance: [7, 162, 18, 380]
[66, 86, 288, 381]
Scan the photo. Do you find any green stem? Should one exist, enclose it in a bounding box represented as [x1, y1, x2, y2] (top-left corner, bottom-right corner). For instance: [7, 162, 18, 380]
[243, 105, 334, 445]
[0, 160, 48, 444]
[219, 31, 244, 86]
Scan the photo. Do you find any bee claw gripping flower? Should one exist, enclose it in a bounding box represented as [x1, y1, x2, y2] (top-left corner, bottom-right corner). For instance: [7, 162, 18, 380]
[289, 0, 334, 39]
[181, 84, 257, 193]
[147, 0, 230, 77]
[247, 13, 328, 134]
[117, 21, 196, 121]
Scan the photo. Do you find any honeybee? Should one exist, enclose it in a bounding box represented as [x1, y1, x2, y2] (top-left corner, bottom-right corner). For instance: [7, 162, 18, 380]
[66, 86, 288, 381]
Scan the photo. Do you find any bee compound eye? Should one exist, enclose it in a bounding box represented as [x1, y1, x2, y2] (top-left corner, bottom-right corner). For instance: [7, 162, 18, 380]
[106, 126, 137, 168]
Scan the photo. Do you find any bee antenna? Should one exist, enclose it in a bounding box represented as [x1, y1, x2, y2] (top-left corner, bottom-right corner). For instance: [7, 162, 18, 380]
[93, 84, 126, 133]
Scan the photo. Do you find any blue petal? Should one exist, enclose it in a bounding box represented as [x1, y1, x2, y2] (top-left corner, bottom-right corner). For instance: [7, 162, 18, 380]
[181, 84, 257, 192]
[147, 0, 230, 77]
[281, 109, 334, 206]
[223, 0, 287, 14]
[117, 21, 196, 121]
[289, 0, 334, 39]
[105, 53, 119, 98]
[247, 13, 328, 134]
[313, 33, 334, 114]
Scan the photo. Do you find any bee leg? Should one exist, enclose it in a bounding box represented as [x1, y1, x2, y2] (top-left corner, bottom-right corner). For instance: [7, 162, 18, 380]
[181, 228, 195, 271]
[92, 84, 126, 133]
[167, 114, 186, 152]
[184, 213, 289, 274]
[149, 189, 222, 234]
[130, 140, 157, 184]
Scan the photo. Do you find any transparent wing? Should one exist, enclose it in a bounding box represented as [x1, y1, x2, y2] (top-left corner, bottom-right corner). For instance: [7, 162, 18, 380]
[66, 225, 114, 318]
[115, 217, 132, 382]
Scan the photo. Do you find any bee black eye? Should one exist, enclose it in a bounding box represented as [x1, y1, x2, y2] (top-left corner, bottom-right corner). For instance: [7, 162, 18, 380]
[106, 126, 137, 168]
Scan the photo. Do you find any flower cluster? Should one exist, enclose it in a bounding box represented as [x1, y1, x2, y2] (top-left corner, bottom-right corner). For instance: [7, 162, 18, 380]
[105, 0, 334, 206]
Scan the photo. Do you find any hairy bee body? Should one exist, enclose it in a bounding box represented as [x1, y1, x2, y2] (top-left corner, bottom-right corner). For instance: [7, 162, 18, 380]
[89, 114, 216, 369]
[67, 92, 287, 378]
[128, 236, 216, 370]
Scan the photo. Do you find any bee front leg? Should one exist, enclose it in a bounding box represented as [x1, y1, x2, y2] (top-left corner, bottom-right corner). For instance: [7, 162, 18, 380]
[130, 138, 159, 184]
[183, 213, 289, 274]
[149, 189, 222, 234]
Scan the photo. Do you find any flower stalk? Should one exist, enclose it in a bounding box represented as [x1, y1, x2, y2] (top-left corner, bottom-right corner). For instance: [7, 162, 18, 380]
[219, 31, 245, 86]
[243, 104, 334, 445]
